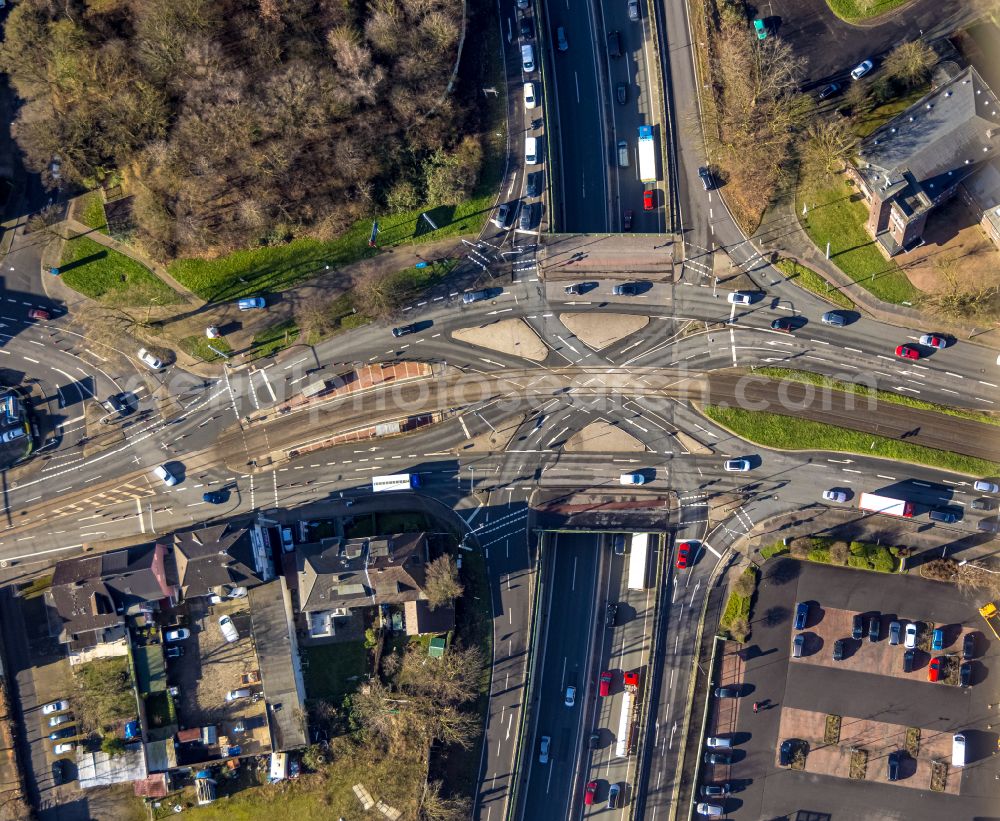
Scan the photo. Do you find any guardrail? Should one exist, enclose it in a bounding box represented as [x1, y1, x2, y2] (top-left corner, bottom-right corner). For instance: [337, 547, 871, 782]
[535, 0, 560, 233]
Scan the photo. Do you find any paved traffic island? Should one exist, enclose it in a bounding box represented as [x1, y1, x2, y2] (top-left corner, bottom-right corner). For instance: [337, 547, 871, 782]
[790, 605, 978, 685]
[558, 312, 649, 350]
[563, 421, 646, 452]
[450, 319, 547, 361]
[776, 707, 960, 795]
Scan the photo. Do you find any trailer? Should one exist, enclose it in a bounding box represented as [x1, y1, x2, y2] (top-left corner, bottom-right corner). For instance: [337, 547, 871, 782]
[372, 474, 420, 492]
[859, 492, 914, 518]
[980, 602, 1000, 640]
[637, 126, 657, 183]
[627, 534, 650, 589]
[614, 671, 641, 758]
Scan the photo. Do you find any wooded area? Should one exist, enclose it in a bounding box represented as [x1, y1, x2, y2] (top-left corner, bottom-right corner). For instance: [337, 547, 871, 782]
[0, 0, 476, 259]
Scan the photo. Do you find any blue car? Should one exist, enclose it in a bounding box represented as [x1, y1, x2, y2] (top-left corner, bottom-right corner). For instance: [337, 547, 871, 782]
[794, 602, 809, 631]
[932, 628, 944, 651]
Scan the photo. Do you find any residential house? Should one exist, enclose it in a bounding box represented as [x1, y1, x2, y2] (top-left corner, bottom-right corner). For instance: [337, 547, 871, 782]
[48, 543, 177, 652]
[171, 523, 271, 600]
[403, 599, 455, 636]
[848, 65, 1000, 257]
[296, 533, 429, 638]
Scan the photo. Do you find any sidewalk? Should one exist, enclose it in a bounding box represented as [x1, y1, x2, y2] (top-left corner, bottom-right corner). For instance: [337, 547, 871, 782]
[750, 188, 1000, 347]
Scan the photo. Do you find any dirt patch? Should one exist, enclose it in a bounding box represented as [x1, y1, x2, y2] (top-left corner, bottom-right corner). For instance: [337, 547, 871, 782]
[563, 421, 646, 452]
[824, 714, 841, 745]
[559, 312, 649, 350]
[900, 198, 1000, 296]
[849, 748, 868, 779]
[451, 319, 547, 362]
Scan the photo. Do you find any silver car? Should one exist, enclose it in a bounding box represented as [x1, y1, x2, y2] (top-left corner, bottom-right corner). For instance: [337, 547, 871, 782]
[539, 735, 551, 764]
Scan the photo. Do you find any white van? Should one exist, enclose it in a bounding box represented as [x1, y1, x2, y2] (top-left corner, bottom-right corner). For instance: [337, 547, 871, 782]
[521, 43, 535, 73]
[153, 465, 179, 486]
[618, 140, 629, 167]
[525, 137, 539, 165]
[269, 752, 288, 782]
[952, 733, 966, 767]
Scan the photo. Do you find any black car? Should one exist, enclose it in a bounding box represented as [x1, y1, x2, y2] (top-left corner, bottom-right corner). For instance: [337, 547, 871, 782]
[818, 82, 840, 100]
[887, 750, 902, 781]
[978, 519, 1000, 533]
[606, 601, 618, 628]
[701, 783, 731, 797]
[832, 639, 845, 661]
[852, 614, 864, 640]
[588, 731, 600, 749]
[623, 210, 633, 231]
[778, 740, 796, 767]
[698, 166, 713, 190]
[771, 317, 793, 333]
[612, 282, 641, 296]
[166, 645, 184, 658]
[868, 615, 880, 642]
[972, 498, 995, 511]
[203, 490, 226, 504]
[902, 649, 915, 673]
[526, 172, 542, 198]
[518, 201, 536, 231]
[392, 324, 418, 338]
[519, 16, 534, 39]
[704, 751, 731, 765]
[794, 602, 809, 631]
[963, 633, 976, 660]
[960, 661, 972, 688]
[607, 30, 622, 58]
[714, 686, 740, 698]
[107, 392, 133, 415]
[52, 759, 67, 785]
[616, 82, 627, 104]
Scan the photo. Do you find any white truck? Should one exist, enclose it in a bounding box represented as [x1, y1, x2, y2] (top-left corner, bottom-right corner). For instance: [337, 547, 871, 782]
[637, 126, 657, 183]
[627, 533, 649, 589]
[859, 492, 913, 518]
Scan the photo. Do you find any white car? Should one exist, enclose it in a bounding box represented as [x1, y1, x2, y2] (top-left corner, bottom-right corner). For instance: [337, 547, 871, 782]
[850, 59, 873, 80]
[53, 742, 75, 756]
[152, 464, 179, 486]
[564, 685, 576, 708]
[42, 700, 69, 715]
[619, 472, 645, 485]
[696, 804, 724, 818]
[904, 622, 918, 649]
[164, 628, 190, 642]
[1, 429, 25, 443]
[724, 459, 751, 472]
[823, 489, 847, 503]
[974, 479, 999, 494]
[539, 735, 551, 764]
[726, 291, 753, 305]
[137, 348, 163, 370]
[219, 615, 240, 643]
[523, 82, 537, 110]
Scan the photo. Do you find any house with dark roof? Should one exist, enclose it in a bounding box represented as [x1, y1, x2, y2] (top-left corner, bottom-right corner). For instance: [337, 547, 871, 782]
[295, 533, 429, 638]
[848, 65, 1000, 257]
[48, 543, 177, 652]
[172, 523, 272, 600]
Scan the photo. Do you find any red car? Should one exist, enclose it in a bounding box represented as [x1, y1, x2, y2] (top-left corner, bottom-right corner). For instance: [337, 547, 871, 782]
[643, 189, 655, 211]
[928, 656, 944, 682]
[584, 781, 598, 805]
[676, 541, 692, 569]
[623, 209, 633, 231]
[599, 671, 613, 697]
[27, 309, 50, 321]
[895, 345, 920, 360]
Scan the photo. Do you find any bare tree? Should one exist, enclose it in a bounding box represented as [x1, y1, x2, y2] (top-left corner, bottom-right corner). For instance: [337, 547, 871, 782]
[798, 118, 859, 178]
[883, 40, 936, 88]
[732, 570, 756, 599]
[424, 554, 463, 609]
[420, 780, 472, 821]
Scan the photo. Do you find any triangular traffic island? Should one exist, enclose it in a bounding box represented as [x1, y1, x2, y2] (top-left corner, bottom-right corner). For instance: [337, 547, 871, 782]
[559, 312, 649, 350]
[451, 319, 547, 361]
[564, 420, 646, 452]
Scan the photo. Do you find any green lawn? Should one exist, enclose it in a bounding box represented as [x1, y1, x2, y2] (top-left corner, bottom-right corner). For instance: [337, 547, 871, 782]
[752, 368, 1000, 426]
[302, 641, 369, 707]
[60, 236, 181, 308]
[719, 567, 757, 642]
[168, 202, 487, 304]
[853, 83, 930, 138]
[77, 191, 109, 234]
[703, 405, 1000, 475]
[376, 511, 431, 533]
[797, 176, 919, 305]
[824, 0, 911, 22]
[179, 335, 233, 363]
[250, 319, 299, 360]
[773, 259, 855, 310]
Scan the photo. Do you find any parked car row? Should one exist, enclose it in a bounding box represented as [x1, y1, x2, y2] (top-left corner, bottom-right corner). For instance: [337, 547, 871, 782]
[42, 699, 76, 756]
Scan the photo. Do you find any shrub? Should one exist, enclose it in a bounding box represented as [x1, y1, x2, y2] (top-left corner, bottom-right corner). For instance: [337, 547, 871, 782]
[807, 548, 831, 564]
[790, 538, 811, 559]
[871, 547, 896, 573]
[847, 555, 870, 570]
[829, 542, 850, 565]
[849, 541, 867, 556]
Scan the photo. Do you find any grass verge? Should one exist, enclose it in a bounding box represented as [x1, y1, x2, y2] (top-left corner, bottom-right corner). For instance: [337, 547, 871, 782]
[302, 641, 368, 708]
[796, 174, 918, 305]
[250, 320, 299, 360]
[751, 367, 1000, 426]
[60, 236, 181, 308]
[825, 0, 910, 22]
[719, 566, 757, 642]
[702, 404, 1000, 475]
[759, 543, 789, 560]
[179, 335, 233, 363]
[773, 259, 855, 310]
[77, 191, 109, 234]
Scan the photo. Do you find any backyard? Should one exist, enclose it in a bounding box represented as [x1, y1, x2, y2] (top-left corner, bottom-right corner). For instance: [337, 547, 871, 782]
[301, 641, 368, 708]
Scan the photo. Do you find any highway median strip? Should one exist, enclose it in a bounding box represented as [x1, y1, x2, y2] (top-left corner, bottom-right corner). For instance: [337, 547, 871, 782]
[701, 404, 1000, 475]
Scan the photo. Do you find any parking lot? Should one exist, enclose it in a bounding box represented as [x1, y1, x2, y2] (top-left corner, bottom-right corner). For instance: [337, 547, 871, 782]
[167, 598, 270, 759]
[705, 560, 999, 820]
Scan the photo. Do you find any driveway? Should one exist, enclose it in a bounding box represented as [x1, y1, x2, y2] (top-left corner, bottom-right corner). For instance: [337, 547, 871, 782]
[754, 0, 977, 88]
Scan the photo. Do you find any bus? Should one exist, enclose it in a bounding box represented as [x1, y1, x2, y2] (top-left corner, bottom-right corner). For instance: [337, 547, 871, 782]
[372, 474, 420, 492]
[628, 533, 649, 590]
